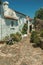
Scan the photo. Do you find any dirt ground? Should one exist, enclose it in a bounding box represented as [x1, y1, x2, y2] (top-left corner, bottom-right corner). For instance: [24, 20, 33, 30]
[0, 35, 43, 65]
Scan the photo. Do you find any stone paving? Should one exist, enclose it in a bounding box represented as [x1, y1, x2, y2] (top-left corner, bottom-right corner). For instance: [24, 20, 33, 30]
[0, 36, 43, 65]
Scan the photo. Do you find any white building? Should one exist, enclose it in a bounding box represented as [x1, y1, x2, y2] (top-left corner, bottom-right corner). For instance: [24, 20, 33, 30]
[0, 1, 33, 40]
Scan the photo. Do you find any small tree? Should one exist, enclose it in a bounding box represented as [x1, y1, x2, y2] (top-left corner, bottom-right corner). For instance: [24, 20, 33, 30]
[30, 31, 40, 46]
[40, 30, 43, 37]
[22, 23, 28, 34]
[34, 8, 43, 28]
[34, 8, 43, 20]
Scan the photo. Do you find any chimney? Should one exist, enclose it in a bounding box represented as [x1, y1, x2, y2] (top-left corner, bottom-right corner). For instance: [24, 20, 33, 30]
[3, 1, 9, 11]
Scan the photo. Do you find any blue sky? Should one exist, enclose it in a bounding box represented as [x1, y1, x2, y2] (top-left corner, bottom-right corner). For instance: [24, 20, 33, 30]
[3, 0, 43, 18]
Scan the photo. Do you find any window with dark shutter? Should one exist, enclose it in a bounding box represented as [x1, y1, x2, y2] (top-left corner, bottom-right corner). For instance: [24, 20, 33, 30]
[11, 21, 14, 27]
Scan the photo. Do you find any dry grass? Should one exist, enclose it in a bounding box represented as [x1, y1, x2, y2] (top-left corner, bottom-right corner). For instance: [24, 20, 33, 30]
[0, 36, 43, 65]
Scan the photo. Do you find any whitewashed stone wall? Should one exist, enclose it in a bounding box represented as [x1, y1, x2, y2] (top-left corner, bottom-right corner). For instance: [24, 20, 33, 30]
[0, 1, 32, 40]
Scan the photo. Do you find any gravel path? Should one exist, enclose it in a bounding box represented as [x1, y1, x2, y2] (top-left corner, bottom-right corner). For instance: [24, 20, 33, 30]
[0, 36, 43, 65]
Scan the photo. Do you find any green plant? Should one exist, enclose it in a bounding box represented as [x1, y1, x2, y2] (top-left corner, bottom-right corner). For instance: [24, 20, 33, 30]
[40, 30, 43, 37]
[10, 34, 14, 38]
[10, 32, 22, 42]
[34, 35, 40, 44]
[30, 31, 37, 42]
[22, 23, 28, 34]
[3, 36, 13, 45]
[3, 36, 9, 41]
[30, 31, 40, 45]
[6, 39, 13, 45]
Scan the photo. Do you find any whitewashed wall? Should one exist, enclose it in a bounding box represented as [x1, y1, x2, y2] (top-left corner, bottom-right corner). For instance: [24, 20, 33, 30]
[0, 1, 32, 40]
[0, 16, 31, 40]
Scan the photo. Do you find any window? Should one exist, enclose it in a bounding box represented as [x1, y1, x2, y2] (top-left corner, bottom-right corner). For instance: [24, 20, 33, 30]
[11, 20, 18, 27]
[11, 21, 14, 27]
[14, 20, 18, 26]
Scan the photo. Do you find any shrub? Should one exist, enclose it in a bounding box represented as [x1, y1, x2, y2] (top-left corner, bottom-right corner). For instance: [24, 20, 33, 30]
[3, 36, 9, 41]
[33, 35, 40, 44]
[10, 32, 22, 42]
[10, 34, 14, 38]
[3, 36, 13, 45]
[22, 23, 28, 34]
[40, 30, 43, 37]
[30, 31, 37, 42]
[6, 39, 13, 45]
[30, 31, 40, 45]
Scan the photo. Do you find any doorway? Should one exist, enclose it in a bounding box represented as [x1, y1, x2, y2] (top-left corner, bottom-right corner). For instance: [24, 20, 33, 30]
[29, 25, 32, 33]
